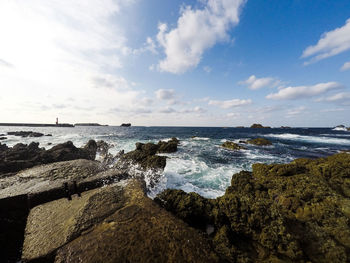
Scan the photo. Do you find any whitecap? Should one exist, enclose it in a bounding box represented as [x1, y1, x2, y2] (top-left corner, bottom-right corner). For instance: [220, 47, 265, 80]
[264, 133, 350, 145]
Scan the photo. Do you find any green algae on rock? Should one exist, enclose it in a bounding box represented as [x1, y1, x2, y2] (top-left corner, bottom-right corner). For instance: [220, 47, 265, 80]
[221, 141, 246, 151]
[156, 152, 350, 263]
[246, 137, 272, 146]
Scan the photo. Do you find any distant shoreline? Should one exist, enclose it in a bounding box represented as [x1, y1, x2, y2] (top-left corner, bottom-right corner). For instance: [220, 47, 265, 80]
[0, 123, 74, 128]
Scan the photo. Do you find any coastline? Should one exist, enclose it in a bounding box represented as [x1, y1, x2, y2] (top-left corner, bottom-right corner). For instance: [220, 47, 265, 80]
[1, 137, 350, 262]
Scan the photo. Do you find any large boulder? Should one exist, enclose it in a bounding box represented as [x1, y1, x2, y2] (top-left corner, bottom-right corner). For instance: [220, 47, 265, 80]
[156, 153, 350, 263]
[0, 159, 128, 262]
[221, 141, 246, 151]
[0, 140, 98, 175]
[21, 180, 219, 263]
[118, 138, 179, 170]
[246, 138, 272, 146]
[22, 183, 127, 262]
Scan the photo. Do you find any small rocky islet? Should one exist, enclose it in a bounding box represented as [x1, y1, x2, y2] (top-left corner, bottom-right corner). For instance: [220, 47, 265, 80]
[1, 133, 350, 262]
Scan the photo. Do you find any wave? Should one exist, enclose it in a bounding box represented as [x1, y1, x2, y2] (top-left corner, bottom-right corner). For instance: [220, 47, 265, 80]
[191, 137, 210, 141]
[332, 127, 348, 131]
[265, 133, 350, 145]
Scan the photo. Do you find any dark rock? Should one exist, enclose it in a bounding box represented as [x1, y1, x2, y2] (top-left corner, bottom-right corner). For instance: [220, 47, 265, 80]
[157, 137, 179, 153]
[47, 143, 52, 146]
[0, 137, 7, 140]
[0, 140, 98, 175]
[118, 138, 179, 170]
[7, 131, 44, 137]
[250, 124, 271, 129]
[156, 153, 350, 262]
[246, 138, 272, 146]
[221, 141, 246, 151]
[45, 134, 52, 136]
[0, 134, 5, 136]
[120, 123, 131, 127]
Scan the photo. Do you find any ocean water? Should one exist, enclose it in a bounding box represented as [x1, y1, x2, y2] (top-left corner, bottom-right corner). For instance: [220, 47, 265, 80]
[1, 126, 350, 198]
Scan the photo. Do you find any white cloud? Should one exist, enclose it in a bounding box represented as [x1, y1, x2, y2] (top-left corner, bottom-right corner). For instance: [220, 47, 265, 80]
[155, 89, 176, 100]
[155, 0, 246, 74]
[208, 98, 252, 109]
[0, 0, 144, 124]
[302, 18, 350, 64]
[341, 61, 350, 71]
[227, 112, 240, 118]
[287, 106, 306, 116]
[0, 58, 13, 68]
[266, 82, 342, 100]
[239, 75, 280, 90]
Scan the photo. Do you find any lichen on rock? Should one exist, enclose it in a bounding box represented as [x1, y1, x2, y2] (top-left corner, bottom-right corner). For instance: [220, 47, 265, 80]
[246, 137, 272, 146]
[156, 152, 350, 263]
[221, 141, 246, 151]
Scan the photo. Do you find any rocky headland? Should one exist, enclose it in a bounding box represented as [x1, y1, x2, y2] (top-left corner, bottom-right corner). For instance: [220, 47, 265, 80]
[250, 123, 271, 129]
[1, 137, 350, 262]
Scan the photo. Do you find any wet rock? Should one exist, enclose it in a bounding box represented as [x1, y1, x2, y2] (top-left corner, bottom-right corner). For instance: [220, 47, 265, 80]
[0, 140, 98, 175]
[7, 131, 44, 137]
[157, 137, 179, 153]
[118, 138, 179, 170]
[156, 153, 350, 262]
[221, 141, 246, 151]
[250, 124, 271, 129]
[246, 138, 272, 146]
[0, 137, 7, 140]
[45, 134, 52, 136]
[54, 180, 219, 263]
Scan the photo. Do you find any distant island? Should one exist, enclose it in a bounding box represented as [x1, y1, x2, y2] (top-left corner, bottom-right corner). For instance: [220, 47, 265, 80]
[75, 123, 108, 127]
[121, 123, 131, 127]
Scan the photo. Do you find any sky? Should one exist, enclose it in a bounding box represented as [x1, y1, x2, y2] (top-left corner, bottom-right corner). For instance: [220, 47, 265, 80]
[0, 0, 350, 127]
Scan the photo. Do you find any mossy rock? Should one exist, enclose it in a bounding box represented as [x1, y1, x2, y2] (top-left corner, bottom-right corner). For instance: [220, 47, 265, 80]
[221, 141, 246, 151]
[247, 138, 272, 146]
[156, 153, 350, 262]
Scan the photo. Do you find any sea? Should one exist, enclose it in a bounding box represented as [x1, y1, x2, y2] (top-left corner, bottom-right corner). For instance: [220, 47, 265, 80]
[1, 126, 350, 199]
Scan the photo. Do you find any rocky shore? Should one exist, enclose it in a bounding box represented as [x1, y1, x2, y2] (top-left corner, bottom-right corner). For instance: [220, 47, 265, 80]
[1, 138, 350, 262]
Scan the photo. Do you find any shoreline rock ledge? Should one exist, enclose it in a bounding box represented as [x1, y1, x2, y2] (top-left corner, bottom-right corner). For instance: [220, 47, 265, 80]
[155, 152, 350, 263]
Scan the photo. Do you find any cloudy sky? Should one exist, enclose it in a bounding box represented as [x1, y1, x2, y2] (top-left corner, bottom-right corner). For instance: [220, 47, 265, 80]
[0, 0, 350, 127]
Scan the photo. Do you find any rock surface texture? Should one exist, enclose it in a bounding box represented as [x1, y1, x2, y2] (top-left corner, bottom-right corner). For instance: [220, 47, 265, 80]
[22, 180, 219, 263]
[156, 152, 350, 263]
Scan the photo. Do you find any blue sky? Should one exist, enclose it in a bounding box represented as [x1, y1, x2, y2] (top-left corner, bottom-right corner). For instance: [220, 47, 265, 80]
[0, 0, 349, 127]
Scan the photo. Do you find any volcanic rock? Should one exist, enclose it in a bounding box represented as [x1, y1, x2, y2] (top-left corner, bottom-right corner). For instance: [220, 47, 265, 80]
[7, 131, 44, 137]
[0, 140, 98, 175]
[246, 138, 272, 146]
[221, 141, 246, 151]
[250, 124, 271, 129]
[156, 152, 350, 262]
[118, 138, 179, 170]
